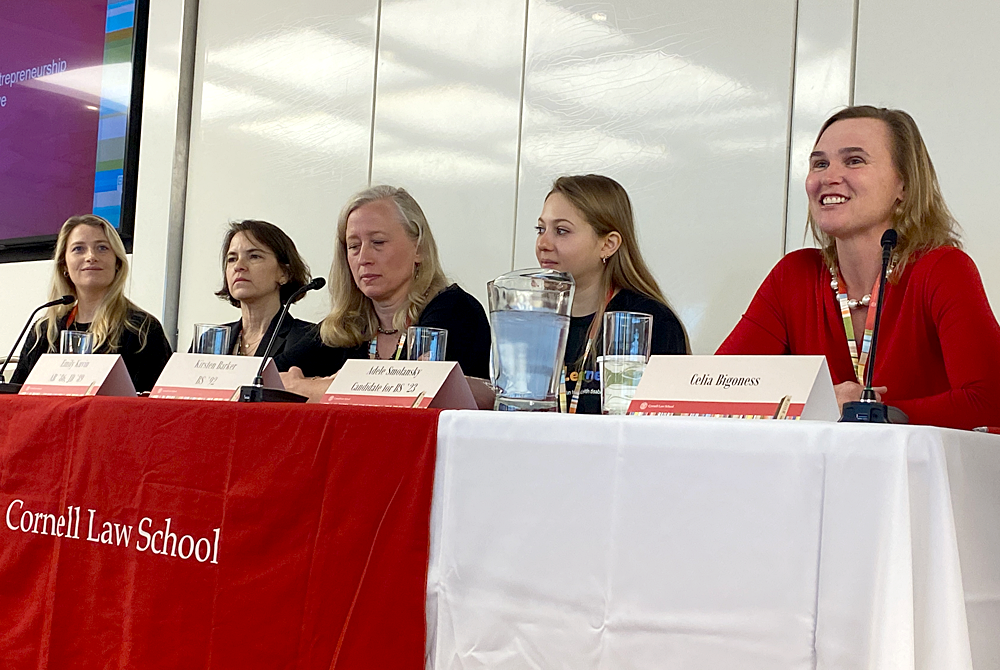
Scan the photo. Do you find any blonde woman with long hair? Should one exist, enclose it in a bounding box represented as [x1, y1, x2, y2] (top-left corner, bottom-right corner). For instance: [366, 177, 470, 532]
[11, 215, 172, 392]
[278, 186, 491, 400]
[717, 106, 1000, 429]
[535, 174, 688, 414]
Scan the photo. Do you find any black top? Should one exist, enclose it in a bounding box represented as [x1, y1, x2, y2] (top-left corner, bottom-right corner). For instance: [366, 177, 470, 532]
[192, 312, 316, 366]
[564, 289, 687, 414]
[276, 284, 491, 379]
[11, 308, 174, 393]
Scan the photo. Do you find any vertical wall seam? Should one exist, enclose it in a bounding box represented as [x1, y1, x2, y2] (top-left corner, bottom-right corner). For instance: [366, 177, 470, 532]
[162, 0, 200, 348]
[849, 0, 859, 104]
[780, 0, 801, 258]
[510, 0, 531, 271]
[367, 0, 383, 186]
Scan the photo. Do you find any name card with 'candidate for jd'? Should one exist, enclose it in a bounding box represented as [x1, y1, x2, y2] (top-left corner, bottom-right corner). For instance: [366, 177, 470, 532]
[149, 354, 284, 401]
[323, 359, 477, 409]
[18, 354, 135, 397]
[628, 355, 838, 420]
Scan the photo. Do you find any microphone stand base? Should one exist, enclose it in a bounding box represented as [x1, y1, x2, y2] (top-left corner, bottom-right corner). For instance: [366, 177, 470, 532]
[0, 383, 22, 394]
[236, 385, 308, 404]
[840, 400, 909, 424]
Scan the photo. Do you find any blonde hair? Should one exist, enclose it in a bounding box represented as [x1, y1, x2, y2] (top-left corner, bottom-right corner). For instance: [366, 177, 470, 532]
[320, 186, 448, 348]
[807, 106, 961, 277]
[38, 215, 152, 352]
[548, 174, 690, 353]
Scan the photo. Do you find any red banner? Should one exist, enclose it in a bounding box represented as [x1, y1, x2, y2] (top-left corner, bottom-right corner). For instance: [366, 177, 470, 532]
[0, 396, 439, 669]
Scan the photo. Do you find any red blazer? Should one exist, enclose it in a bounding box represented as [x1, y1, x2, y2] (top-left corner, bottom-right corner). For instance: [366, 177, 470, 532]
[717, 247, 1000, 429]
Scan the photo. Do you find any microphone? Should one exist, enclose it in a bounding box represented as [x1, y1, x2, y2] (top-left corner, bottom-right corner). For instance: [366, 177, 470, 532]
[840, 229, 908, 423]
[237, 277, 326, 403]
[1, 295, 76, 394]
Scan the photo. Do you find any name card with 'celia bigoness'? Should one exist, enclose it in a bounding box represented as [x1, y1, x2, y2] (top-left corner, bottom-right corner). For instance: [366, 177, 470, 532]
[628, 355, 838, 420]
[19, 354, 136, 397]
[323, 359, 476, 409]
[150, 354, 284, 401]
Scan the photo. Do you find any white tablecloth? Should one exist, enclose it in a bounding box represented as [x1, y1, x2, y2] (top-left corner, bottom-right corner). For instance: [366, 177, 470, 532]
[426, 413, 1000, 669]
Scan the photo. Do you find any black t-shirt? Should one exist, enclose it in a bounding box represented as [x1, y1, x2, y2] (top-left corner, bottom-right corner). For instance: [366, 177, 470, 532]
[276, 284, 491, 379]
[11, 308, 174, 393]
[563, 289, 687, 414]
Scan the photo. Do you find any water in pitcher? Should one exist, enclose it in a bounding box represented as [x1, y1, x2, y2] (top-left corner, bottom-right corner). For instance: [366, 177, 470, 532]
[492, 310, 569, 412]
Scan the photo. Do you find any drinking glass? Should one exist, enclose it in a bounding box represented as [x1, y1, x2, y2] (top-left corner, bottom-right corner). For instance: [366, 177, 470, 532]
[193, 324, 231, 355]
[60, 330, 94, 355]
[406, 326, 448, 362]
[600, 311, 653, 415]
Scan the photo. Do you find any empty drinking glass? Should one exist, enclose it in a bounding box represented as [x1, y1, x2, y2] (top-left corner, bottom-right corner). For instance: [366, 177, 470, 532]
[193, 324, 231, 355]
[60, 330, 94, 355]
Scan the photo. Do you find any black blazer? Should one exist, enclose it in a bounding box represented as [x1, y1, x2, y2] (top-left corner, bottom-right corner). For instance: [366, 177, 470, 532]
[222, 312, 316, 370]
[12, 308, 173, 393]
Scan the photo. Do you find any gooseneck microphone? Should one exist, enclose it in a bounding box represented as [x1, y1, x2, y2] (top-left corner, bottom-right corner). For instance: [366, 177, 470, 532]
[238, 277, 326, 403]
[0, 295, 76, 394]
[840, 229, 908, 423]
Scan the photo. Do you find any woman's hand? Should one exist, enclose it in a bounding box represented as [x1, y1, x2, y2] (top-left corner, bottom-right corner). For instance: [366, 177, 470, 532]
[279, 366, 335, 403]
[834, 381, 887, 409]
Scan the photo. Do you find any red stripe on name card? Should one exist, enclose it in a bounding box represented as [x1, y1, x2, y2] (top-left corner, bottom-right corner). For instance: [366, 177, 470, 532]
[628, 399, 805, 418]
[150, 386, 238, 401]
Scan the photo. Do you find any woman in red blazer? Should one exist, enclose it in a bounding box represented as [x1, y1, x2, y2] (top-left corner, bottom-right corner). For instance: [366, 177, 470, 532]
[718, 106, 1000, 429]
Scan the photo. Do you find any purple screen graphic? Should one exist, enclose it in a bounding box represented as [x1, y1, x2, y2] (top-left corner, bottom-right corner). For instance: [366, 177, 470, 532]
[0, 0, 108, 240]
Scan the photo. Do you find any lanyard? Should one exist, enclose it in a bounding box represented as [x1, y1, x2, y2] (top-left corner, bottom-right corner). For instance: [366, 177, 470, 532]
[559, 288, 614, 414]
[65, 305, 79, 328]
[834, 269, 881, 384]
[368, 331, 406, 360]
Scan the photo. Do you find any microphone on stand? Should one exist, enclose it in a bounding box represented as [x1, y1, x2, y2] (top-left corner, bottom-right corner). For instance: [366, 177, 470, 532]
[840, 229, 908, 424]
[237, 277, 326, 403]
[1, 295, 77, 394]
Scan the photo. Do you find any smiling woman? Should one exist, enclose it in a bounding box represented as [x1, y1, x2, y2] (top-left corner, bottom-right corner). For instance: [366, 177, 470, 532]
[11, 215, 173, 392]
[276, 185, 491, 400]
[717, 106, 1000, 429]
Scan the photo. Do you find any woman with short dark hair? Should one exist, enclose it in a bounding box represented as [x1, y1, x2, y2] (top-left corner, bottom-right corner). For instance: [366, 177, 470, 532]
[212, 219, 315, 363]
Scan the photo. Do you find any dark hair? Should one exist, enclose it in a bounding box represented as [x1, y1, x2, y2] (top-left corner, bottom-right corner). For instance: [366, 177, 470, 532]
[215, 220, 311, 307]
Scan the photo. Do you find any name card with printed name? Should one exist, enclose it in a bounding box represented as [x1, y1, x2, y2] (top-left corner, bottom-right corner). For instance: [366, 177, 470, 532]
[323, 359, 476, 409]
[150, 354, 284, 401]
[19, 354, 136, 397]
[628, 355, 838, 421]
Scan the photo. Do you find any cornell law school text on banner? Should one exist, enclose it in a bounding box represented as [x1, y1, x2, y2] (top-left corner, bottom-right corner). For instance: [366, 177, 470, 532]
[628, 355, 838, 420]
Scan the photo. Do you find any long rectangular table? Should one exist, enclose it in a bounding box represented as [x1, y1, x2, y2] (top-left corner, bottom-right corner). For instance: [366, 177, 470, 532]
[2, 397, 997, 669]
[427, 412, 1000, 669]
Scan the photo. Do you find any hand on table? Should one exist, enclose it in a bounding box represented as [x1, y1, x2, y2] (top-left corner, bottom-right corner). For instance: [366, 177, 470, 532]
[279, 366, 335, 403]
[834, 381, 887, 410]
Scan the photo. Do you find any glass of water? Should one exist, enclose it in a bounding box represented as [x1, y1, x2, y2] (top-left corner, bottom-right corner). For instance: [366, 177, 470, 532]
[406, 326, 448, 361]
[60, 330, 94, 355]
[193, 324, 231, 355]
[600, 311, 653, 415]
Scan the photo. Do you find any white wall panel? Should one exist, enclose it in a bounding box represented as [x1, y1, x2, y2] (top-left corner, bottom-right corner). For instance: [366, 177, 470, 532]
[513, 0, 798, 353]
[175, 0, 377, 350]
[370, 0, 527, 306]
[783, 0, 854, 253]
[855, 1, 1000, 313]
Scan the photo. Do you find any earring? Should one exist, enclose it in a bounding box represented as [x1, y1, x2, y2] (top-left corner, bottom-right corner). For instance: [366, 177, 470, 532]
[63, 270, 69, 277]
[601, 256, 607, 265]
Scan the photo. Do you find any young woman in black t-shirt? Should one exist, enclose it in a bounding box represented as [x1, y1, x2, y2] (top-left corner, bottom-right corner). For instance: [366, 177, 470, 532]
[535, 175, 688, 414]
